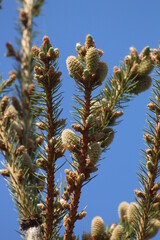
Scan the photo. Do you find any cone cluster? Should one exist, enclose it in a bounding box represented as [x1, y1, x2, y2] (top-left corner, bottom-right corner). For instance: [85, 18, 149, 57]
[123, 46, 155, 94]
[66, 34, 108, 85]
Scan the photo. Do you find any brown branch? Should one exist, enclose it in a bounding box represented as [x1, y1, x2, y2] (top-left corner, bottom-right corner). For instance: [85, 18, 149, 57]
[64, 83, 92, 240]
[136, 102, 160, 240]
[44, 83, 56, 239]
[0, 125, 39, 223]
[0, 0, 43, 235]
[32, 35, 63, 239]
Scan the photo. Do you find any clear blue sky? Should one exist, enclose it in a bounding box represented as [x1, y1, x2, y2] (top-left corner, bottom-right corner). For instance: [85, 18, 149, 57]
[0, 0, 160, 239]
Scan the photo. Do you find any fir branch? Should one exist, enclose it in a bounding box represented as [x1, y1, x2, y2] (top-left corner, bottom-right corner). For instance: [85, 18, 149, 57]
[63, 83, 92, 240]
[63, 35, 156, 240]
[32, 36, 65, 239]
[0, 0, 46, 237]
[133, 69, 160, 240]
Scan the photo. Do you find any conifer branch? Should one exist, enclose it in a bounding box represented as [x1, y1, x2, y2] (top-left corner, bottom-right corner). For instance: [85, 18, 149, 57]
[0, 0, 45, 238]
[32, 36, 65, 239]
[132, 66, 160, 240]
[63, 35, 156, 240]
[64, 83, 93, 239]
[1, 1, 160, 238]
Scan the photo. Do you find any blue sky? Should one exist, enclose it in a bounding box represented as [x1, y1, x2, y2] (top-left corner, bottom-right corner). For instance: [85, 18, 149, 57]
[0, 0, 160, 239]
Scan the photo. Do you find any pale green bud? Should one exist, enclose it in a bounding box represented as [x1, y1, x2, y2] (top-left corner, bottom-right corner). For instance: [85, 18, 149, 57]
[83, 69, 90, 78]
[4, 105, 18, 120]
[82, 232, 91, 240]
[76, 42, 82, 52]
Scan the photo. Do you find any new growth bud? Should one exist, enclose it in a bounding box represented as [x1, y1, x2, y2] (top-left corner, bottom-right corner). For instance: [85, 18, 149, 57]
[76, 211, 87, 220]
[85, 34, 94, 49]
[76, 42, 82, 52]
[20, 10, 28, 26]
[31, 45, 40, 57]
[130, 46, 138, 60]
[101, 128, 114, 148]
[140, 46, 150, 58]
[36, 122, 46, 130]
[42, 35, 50, 47]
[6, 42, 15, 57]
[5, 71, 16, 86]
[36, 136, 43, 145]
[0, 169, 9, 177]
[54, 48, 59, 57]
[4, 105, 18, 121]
[1, 95, 9, 112]
[82, 232, 91, 240]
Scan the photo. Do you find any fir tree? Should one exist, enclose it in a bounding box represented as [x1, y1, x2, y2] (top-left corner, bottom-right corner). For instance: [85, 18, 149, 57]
[0, 1, 160, 239]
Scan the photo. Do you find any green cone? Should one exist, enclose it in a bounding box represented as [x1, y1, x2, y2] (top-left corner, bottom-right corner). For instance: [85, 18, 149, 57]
[146, 219, 160, 239]
[130, 76, 152, 95]
[127, 202, 138, 224]
[118, 201, 129, 222]
[87, 142, 101, 164]
[91, 216, 105, 238]
[96, 61, 108, 83]
[137, 58, 154, 76]
[86, 47, 99, 73]
[66, 56, 83, 79]
[110, 225, 124, 240]
[101, 128, 114, 148]
[62, 129, 80, 151]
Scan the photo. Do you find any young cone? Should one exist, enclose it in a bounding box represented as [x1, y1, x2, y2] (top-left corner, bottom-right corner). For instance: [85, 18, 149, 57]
[91, 216, 105, 238]
[137, 59, 154, 76]
[127, 202, 138, 224]
[66, 56, 83, 79]
[87, 142, 101, 164]
[62, 129, 80, 151]
[96, 61, 108, 83]
[146, 219, 160, 239]
[130, 76, 152, 95]
[86, 47, 99, 73]
[118, 201, 129, 222]
[110, 224, 124, 240]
